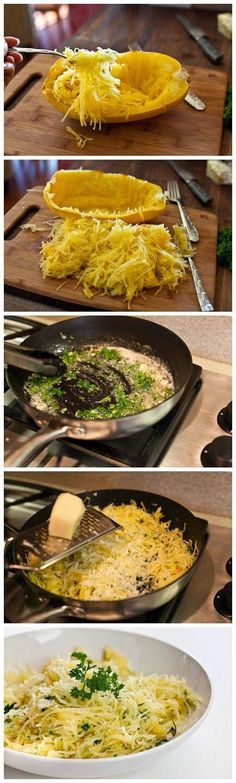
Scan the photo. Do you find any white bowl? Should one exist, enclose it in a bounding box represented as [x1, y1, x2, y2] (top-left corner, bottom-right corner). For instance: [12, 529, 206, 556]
[5, 628, 212, 778]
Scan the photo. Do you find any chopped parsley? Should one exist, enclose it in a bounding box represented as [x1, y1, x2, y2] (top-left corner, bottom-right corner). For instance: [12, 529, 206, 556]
[217, 226, 232, 271]
[4, 703, 17, 714]
[69, 651, 124, 701]
[96, 347, 121, 361]
[223, 87, 232, 130]
[25, 345, 174, 420]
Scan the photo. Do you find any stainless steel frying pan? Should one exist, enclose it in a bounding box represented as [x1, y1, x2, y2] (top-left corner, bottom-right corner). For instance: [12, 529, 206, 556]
[5, 317, 192, 467]
[5, 488, 208, 622]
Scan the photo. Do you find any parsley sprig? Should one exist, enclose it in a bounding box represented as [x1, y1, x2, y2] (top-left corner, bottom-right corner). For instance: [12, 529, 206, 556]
[4, 703, 16, 714]
[69, 651, 124, 701]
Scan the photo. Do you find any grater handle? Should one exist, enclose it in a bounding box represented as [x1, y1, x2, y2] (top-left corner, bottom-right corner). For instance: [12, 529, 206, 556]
[4, 535, 39, 572]
[5, 562, 40, 573]
[4, 534, 16, 568]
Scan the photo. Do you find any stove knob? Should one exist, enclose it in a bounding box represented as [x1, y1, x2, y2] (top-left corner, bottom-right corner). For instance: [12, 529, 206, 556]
[217, 401, 232, 434]
[208, 436, 232, 468]
[224, 402, 232, 429]
[226, 557, 232, 577]
[219, 582, 232, 614]
[214, 581, 232, 620]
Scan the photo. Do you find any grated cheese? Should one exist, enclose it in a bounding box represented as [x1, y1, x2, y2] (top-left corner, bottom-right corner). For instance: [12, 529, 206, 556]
[4, 646, 201, 758]
[40, 217, 188, 304]
[29, 502, 197, 601]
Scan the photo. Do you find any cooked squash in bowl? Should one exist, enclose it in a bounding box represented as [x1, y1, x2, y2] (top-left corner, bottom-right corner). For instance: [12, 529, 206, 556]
[42, 47, 189, 127]
[43, 170, 167, 222]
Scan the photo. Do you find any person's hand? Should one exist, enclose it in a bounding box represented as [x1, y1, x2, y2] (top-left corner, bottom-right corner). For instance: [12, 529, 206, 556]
[4, 36, 23, 86]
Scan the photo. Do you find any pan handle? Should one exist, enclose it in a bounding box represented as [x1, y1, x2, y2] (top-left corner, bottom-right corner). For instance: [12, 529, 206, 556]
[24, 603, 85, 623]
[4, 422, 70, 467]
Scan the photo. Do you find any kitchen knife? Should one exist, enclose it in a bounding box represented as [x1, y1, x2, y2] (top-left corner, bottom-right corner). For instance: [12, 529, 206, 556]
[176, 14, 223, 64]
[169, 162, 213, 205]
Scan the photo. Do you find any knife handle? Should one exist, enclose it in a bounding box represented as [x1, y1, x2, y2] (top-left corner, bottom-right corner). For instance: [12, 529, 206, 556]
[197, 36, 223, 64]
[188, 179, 213, 206]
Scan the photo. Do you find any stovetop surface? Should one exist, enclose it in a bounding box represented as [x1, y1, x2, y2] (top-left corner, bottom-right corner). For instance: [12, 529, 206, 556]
[4, 317, 232, 468]
[4, 481, 231, 624]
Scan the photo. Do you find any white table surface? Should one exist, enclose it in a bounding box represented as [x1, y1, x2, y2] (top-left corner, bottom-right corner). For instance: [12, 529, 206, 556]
[4, 624, 232, 780]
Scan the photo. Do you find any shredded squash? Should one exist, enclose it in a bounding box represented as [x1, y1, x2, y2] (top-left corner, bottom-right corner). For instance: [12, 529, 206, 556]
[65, 125, 93, 149]
[173, 224, 192, 256]
[43, 169, 166, 222]
[40, 217, 188, 303]
[42, 47, 189, 127]
[29, 502, 197, 600]
[4, 646, 201, 758]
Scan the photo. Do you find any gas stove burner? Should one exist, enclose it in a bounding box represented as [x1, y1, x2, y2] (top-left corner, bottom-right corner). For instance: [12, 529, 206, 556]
[201, 435, 232, 468]
[226, 557, 232, 577]
[214, 581, 232, 621]
[217, 401, 232, 434]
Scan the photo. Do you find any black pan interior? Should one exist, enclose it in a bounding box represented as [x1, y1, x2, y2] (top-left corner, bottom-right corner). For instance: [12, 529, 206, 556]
[7, 317, 192, 413]
[13, 488, 207, 607]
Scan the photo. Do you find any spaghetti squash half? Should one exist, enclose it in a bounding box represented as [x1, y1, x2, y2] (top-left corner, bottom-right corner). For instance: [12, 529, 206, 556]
[43, 169, 166, 223]
[42, 47, 189, 127]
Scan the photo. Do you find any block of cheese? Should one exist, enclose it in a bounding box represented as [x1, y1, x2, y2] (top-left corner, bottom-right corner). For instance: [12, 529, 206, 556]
[217, 13, 232, 40]
[49, 493, 85, 539]
[206, 160, 232, 185]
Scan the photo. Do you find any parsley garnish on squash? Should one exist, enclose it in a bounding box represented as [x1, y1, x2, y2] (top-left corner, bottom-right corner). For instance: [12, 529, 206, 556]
[4, 703, 16, 714]
[69, 651, 125, 701]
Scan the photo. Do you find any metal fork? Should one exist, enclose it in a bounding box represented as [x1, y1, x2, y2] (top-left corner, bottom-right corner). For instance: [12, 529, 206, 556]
[167, 180, 199, 242]
[128, 42, 205, 111]
[9, 46, 67, 58]
[167, 181, 214, 312]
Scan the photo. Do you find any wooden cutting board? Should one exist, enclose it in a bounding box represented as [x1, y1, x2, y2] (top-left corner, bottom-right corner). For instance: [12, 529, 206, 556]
[4, 188, 217, 312]
[4, 55, 227, 156]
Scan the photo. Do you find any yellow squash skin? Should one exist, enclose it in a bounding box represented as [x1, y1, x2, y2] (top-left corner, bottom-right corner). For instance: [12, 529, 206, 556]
[42, 50, 189, 125]
[43, 169, 167, 223]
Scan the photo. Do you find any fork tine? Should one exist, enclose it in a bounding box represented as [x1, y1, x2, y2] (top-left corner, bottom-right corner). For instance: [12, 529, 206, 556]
[173, 180, 181, 199]
[167, 179, 180, 201]
[128, 41, 142, 51]
[167, 180, 175, 200]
